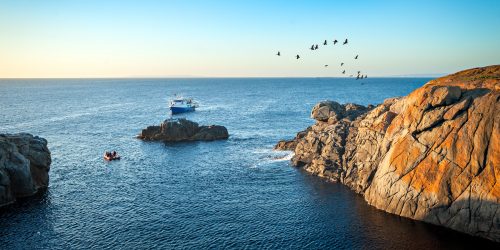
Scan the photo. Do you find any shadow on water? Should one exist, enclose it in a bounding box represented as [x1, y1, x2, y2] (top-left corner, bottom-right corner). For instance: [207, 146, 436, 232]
[0, 189, 57, 249]
[0, 188, 52, 214]
[297, 171, 499, 249]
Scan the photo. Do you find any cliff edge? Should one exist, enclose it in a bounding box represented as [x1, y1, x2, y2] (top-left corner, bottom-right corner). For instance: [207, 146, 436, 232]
[0, 133, 51, 207]
[276, 65, 500, 241]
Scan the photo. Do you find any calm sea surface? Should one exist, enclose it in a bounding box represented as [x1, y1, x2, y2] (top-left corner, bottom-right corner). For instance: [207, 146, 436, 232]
[0, 78, 496, 249]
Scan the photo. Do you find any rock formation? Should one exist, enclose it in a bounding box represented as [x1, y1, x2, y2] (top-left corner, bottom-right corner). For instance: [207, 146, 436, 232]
[275, 65, 500, 242]
[138, 118, 229, 142]
[0, 133, 51, 207]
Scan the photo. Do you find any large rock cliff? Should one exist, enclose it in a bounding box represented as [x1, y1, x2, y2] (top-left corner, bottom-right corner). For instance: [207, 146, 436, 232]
[0, 133, 51, 207]
[276, 65, 500, 242]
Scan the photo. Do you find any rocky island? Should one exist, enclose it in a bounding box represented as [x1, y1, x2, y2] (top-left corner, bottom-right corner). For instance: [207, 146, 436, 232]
[0, 133, 51, 207]
[138, 118, 229, 142]
[276, 65, 500, 242]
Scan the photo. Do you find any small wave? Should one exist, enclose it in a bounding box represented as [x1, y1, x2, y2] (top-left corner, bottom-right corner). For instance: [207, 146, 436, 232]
[249, 148, 294, 169]
[252, 147, 274, 154]
[271, 151, 294, 161]
[229, 136, 258, 142]
[195, 104, 226, 112]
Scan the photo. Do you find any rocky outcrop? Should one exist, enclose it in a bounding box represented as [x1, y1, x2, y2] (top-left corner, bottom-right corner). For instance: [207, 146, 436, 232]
[0, 133, 51, 207]
[274, 130, 308, 151]
[138, 118, 229, 142]
[276, 65, 500, 242]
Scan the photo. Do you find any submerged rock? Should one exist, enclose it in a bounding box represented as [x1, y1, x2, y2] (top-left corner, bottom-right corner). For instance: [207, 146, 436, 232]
[276, 65, 500, 242]
[0, 133, 51, 207]
[138, 118, 229, 142]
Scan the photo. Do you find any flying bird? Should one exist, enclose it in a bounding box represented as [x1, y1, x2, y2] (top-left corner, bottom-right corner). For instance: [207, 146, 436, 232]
[296, 55, 300, 59]
[276, 51, 280, 56]
[324, 65, 328, 67]
[355, 55, 358, 59]
[323, 40, 327, 45]
[357, 71, 361, 74]
[310, 45, 315, 50]
[342, 70, 346, 74]
[315, 44, 319, 50]
[341, 63, 344, 66]
[343, 39, 348, 45]
[333, 39, 338, 45]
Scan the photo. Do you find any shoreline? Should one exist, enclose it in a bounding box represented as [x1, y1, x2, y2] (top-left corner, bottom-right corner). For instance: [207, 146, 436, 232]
[275, 65, 500, 242]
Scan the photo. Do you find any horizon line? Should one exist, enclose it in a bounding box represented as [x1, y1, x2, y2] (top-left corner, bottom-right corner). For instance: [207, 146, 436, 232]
[0, 74, 445, 80]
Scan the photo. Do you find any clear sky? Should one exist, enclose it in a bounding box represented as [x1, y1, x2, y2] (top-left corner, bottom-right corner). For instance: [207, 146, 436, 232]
[0, 0, 499, 78]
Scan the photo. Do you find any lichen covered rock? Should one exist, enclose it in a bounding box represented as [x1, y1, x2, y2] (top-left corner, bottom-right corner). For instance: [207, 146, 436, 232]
[276, 65, 500, 242]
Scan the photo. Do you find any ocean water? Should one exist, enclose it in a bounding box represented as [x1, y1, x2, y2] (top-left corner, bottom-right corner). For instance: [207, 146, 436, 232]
[0, 78, 496, 249]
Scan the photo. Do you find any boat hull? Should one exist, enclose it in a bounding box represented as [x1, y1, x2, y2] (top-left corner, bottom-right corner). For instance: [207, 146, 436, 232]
[170, 106, 195, 114]
[104, 156, 120, 161]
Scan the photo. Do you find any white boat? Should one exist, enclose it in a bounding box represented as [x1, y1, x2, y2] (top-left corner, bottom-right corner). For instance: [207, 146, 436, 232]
[169, 96, 199, 114]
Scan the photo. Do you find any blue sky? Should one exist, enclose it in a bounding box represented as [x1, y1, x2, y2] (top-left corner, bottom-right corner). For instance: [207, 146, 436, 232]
[0, 0, 499, 77]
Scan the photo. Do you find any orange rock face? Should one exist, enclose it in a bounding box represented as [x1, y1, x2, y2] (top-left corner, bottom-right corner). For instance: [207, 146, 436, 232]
[277, 65, 500, 242]
[365, 65, 500, 241]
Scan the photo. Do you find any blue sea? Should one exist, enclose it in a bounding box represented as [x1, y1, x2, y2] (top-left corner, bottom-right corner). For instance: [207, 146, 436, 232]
[0, 78, 496, 249]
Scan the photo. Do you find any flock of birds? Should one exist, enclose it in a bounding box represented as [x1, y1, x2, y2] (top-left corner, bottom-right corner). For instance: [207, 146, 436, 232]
[276, 38, 367, 79]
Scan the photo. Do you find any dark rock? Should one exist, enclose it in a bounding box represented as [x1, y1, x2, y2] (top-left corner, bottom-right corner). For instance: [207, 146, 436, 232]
[138, 118, 229, 142]
[190, 125, 229, 141]
[0, 133, 51, 207]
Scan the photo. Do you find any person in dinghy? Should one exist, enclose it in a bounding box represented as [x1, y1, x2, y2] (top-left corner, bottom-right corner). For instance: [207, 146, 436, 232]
[104, 151, 121, 161]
